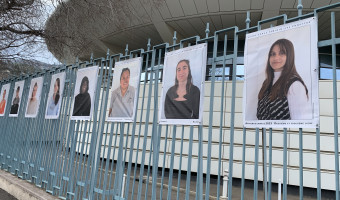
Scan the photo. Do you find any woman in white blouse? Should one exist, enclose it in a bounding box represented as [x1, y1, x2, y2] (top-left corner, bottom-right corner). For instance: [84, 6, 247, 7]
[257, 39, 311, 120]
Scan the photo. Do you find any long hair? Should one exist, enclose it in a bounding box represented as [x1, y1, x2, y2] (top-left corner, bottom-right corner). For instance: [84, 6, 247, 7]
[14, 86, 20, 102]
[2, 89, 6, 99]
[31, 82, 38, 100]
[174, 59, 193, 93]
[54, 78, 60, 105]
[258, 39, 308, 101]
[79, 76, 89, 94]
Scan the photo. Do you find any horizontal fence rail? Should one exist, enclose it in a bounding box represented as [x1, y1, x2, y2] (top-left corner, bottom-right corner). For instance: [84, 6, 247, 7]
[0, 2, 340, 200]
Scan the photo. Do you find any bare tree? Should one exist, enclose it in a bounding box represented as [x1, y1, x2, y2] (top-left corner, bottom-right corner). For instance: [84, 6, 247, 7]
[0, 0, 48, 60]
[0, 0, 67, 80]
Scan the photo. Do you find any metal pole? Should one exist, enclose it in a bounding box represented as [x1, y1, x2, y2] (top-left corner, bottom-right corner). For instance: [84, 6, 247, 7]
[278, 179, 282, 200]
[221, 169, 229, 199]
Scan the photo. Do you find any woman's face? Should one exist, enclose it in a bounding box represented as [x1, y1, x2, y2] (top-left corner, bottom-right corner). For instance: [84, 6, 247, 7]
[269, 44, 287, 72]
[54, 81, 59, 94]
[81, 81, 88, 93]
[176, 61, 189, 83]
[32, 85, 38, 98]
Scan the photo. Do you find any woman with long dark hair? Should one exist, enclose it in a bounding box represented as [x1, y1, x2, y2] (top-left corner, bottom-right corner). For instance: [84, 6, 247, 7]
[46, 78, 61, 116]
[10, 86, 20, 114]
[73, 76, 91, 116]
[26, 82, 39, 115]
[257, 39, 311, 120]
[164, 59, 200, 119]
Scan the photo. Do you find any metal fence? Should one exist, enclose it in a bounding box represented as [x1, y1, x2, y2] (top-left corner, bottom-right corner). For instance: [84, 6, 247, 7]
[0, 1, 340, 200]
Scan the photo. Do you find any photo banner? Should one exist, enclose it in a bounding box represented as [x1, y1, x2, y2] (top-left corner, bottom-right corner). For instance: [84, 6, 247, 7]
[243, 17, 319, 128]
[0, 83, 11, 116]
[9, 80, 25, 117]
[45, 72, 66, 119]
[106, 57, 142, 122]
[25, 77, 44, 118]
[159, 43, 207, 125]
[71, 66, 99, 121]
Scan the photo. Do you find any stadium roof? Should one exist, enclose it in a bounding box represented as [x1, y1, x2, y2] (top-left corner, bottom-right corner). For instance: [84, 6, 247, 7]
[45, 0, 340, 62]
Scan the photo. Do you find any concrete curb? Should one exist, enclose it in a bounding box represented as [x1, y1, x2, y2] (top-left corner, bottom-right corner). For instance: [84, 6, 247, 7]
[0, 170, 58, 200]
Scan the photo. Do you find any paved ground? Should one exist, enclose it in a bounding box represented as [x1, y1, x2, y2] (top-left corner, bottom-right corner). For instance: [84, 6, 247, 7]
[0, 188, 17, 200]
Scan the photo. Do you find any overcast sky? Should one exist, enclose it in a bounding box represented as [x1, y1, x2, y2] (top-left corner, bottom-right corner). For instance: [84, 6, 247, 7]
[34, 0, 61, 65]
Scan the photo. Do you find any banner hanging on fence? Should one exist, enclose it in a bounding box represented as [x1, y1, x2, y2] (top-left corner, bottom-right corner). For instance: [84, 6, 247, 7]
[25, 77, 44, 118]
[107, 57, 142, 122]
[45, 72, 66, 119]
[0, 83, 10, 116]
[243, 17, 319, 128]
[159, 43, 207, 125]
[9, 80, 25, 117]
[71, 66, 99, 121]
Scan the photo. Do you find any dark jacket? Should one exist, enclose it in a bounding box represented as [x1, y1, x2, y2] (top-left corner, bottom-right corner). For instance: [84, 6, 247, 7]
[164, 85, 200, 119]
[73, 92, 91, 116]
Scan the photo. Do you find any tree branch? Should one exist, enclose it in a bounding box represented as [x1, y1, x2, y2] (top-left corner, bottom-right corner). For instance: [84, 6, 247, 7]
[0, 23, 45, 37]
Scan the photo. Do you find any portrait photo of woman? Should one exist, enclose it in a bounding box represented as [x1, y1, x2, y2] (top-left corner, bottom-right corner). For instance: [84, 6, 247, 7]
[243, 17, 319, 128]
[0, 83, 10, 116]
[71, 66, 99, 120]
[0, 89, 6, 115]
[164, 59, 200, 119]
[46, 78, 61, 116]
[26, 82, 39, 115]
[9, 80, 25, 117]
[257, 39, 310, 120]
[72, 76, 91, 116]
[159, 43, 207, 125]
[25, 77, 43, 118]
[10, 86, 20, 114]
[45, 72, 66, 119]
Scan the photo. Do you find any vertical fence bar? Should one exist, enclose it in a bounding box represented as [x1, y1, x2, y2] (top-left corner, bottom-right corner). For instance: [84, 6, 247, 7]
[217, 32, 227, 200]
[185, 126, 194, 200]
[331, 11, 340, 200]
[268, 128, 272, 200]
[299, 128, 303, 200]
[167, 125, 176, 200]
[253, 128, 259, 200]
[263, 128, 268, 200]
[127, 42, 149, 200]
[205, 26, 218, 200]
[137, 43, 156, 200]
[228, 27, 238, 200]
[283, 128, 287, 200]
[159, 125, 169, 200]
[196, 125, 203, 200]
[241, 11, 251, 200]
[151, 48, 162, 200]
[176, 127, 185, 200]
[241, 128, 246, 200]
[297, 2, 304, 200]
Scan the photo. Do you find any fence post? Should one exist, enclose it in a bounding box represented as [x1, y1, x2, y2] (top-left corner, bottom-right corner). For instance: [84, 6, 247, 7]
[121, 174, 126, 198]
[278, 179, 282, 200]
[221, 168, 229, 199]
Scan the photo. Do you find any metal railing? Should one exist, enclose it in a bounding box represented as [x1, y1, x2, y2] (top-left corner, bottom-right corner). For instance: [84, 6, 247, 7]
[0, 1, 340, 200]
